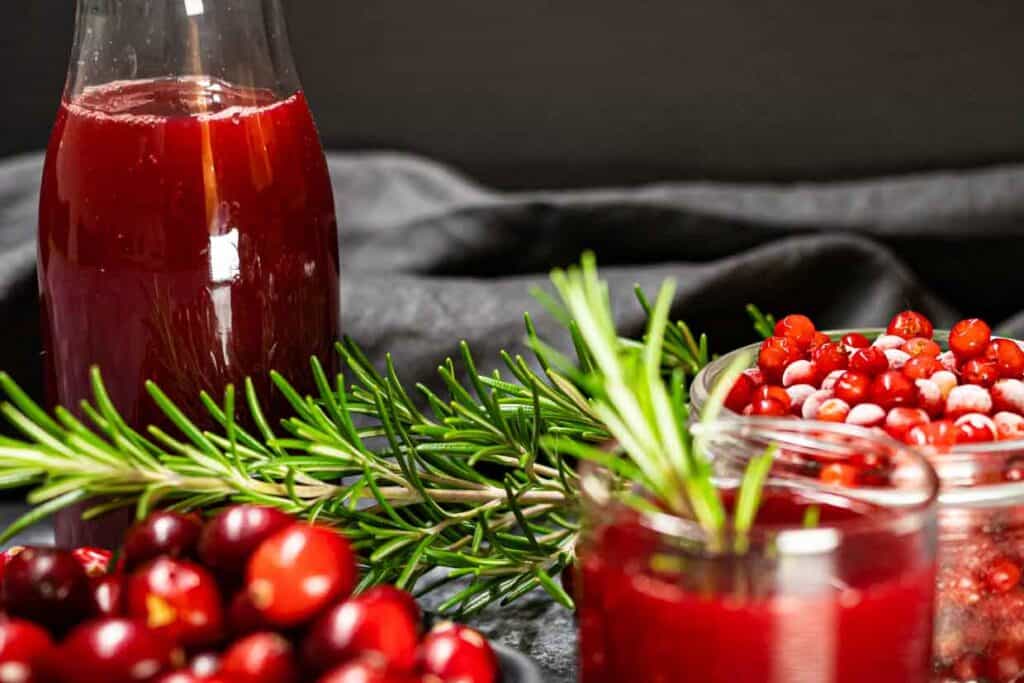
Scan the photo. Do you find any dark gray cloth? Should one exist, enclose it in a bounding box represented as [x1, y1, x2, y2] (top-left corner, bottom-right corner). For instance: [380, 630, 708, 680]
[5, 150, 1024, 681]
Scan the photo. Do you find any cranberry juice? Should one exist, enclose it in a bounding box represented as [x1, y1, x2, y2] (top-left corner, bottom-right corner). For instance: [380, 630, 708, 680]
[39, 78, 339, 544]
[578, 490, 936, 683]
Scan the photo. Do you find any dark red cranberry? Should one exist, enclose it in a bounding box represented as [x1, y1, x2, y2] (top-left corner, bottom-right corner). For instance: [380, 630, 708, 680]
[123, 511, 202, 569]
[228, 590, 274, 637]
[833, 371, 870, 405]
[811, 342, 848, 376]
[72, 547, 114, 578]
[986, 557, 1023, 594]
[987, 339, 1024, 378]
[418, 623, 499, 683]
[950, 318, 992, 360]
[247, 525, 357, 627]
[317, 655, 413, 683]
[198, 506, 294, 579]
[723, 373, 756, 413]
[758, 336, 800, 384]
[128, 557, 224, 647]
[887, 310, 934, 340]
[849, 347, 888, 376]
[90, 574, 127, 617]
[987, 641, 1024, 682]
[902, 355, 943, 380]
[962, 359, 1000, 388]
[774, 314, 816, 350]
[221, 632, 299, 683]
[0, 618, 55, 680]
[870, 371, 916, 410]
[0, 546, 25, 577]
[841, 333, 870, 349]
[359, 586, 421, 630]
[303, 591, 420, 674]
[59, 618, 177, 683]
[3, 546, 91, 633]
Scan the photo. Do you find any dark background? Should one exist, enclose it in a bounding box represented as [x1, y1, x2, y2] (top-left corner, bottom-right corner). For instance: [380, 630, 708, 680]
[5, 1, 1024, 188]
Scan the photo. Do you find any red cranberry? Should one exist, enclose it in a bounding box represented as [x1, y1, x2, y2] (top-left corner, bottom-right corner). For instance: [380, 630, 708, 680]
[884, 409, 930, 442]
[962, 358, 1000, 388]
[189, 651, 221, 677]
[986, 557, 1023, 594]
[870, 371, 916, 410]
[849, 347, 888, 376]
[808, 332, 831, 350]
[124, 511, 202, 569]
[198, 506, 295, 579]
[774, 315, 816, 350]
[811, 342, 848, 376]
[724, 373, 756, 413]
[221, 632, 299, 683]
[228, 590, 274, 637]
[819, 463, 858, 486]
[749, 398, 788, 417]
[950, 318, 992, 360]
[317, 655, 412, 683]
[758, 336, 801, 384]
[947, 384, 994, 419]
[841, 333, 870, 349]
[72, 547, 114, 578]
[955, 413, 997, 444]
[90, 574, 127, 617]
[754, 385, 791, 411]
[986, 339, 1024, 378]
[3, 546, 91, 633]
[155, 673, 237, 683]
[128, 557, 224, 647]
[833, 371, 870, 405]
[0, 618, 55, 680]
[987, 641, 1024, 682]
[901, 337, 941, 358]
[0, 547, 25, 578]
[418, 623, 499, 683]
[59, 618, 177, 683]
[247, 525, 357, 627]
[902, 355, 943, 380]
[303, 590, 420, 674]
[815, 398, 850, 423]
[887, 310, 934, 339]
[360, 586, 421, 629]
[905, 420, 958, 450]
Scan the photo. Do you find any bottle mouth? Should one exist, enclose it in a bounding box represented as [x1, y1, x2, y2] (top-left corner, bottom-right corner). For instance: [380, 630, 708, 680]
[691, 329, 1024, 508]
[581, 418, 938, 557]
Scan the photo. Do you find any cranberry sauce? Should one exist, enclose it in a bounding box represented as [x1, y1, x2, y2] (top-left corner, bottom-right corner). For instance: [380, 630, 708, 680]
[577, 489, 936, 683]
[38, 78, 339, 546]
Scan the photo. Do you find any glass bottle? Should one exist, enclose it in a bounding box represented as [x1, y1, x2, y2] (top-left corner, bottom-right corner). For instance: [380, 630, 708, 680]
[39, 0, 340, 547]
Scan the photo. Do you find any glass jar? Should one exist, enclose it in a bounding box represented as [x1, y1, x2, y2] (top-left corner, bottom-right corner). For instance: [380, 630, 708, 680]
[40, 0, 339, 547]
[692, 332, 1024, 681]
[577, 419, 938, 683]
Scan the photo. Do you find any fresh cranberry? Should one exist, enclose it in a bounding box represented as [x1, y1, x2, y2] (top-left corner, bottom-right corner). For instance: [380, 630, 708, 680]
[3, 546, 91, 633]
[987, 641, 1024, 682]
[808, 332, 831, 350]
[962, 358, 1000, 388]
[986, 339, 1024, 378]
[0, 618, 55, 680]
[72, 547, 114, 578]
[0, 547, 25, 577]
[221, 632, 299, 683]
[90, 574, 127, 617]
[887, 310, 934, 340]
[123, 511, 202, 569]
[774, 314, 817, 350]
[986, 557, 1022, 593]
[724, 374, 756, 413]
[359, 586, 421, 630]
[870, 371, 916, 410]
[781, 360, 818, 387]
[915, 379, 944, 417]
[901, 337, 941, 358]
[189, 651, 221, 677]
[993, 379, 1024, 414]
[846, 403, 885, 427]
[841, 332, 870, 349]
[58, 618, 177, 683]
[905, 420, 958, 450]
[754, 385, 791, 411]
[947, 384, 994, 419]
[247, 524, 357, 627]
[811, 342, 848, 376]
[128, 557, 224, 647]
[819, 463, 858, 486]
[418, 623, 499, 683]
[317, 655, 413, 683]
[758, 336, 801, 384]
[883, 407, 930, 441]
[833, 371, 870, 405]
[815, 398, 850, 423]
[749, 399, 788, 417]
[849, 347, 888, 376]
[155, 673, 237, 683]
[902, 355, 943, 380]
[228, 590, 274, 637]
[955, 413, 998, 444]
[996, 412, 1024, 441]
[950, 318, 992, 360]
[303, 590, 420, 674]
[198, 506, 295, 579]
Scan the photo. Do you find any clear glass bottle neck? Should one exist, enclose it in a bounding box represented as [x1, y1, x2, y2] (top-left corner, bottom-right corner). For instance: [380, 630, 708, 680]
[65, 0, 301, 103]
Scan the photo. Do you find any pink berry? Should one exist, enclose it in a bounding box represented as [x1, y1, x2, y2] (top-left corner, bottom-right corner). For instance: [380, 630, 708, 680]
[884, 407, 930, 441]
[949, 318, 992, 360]
[995, 412, 1024, 440]
[914, 379, 943, 417]
[930, 371, 958, 400]
[946, 384, 993, 419]
[782, 360, 818, 387]
[872, 334, 907, 350]
[883, 349, 911, 370]
[820, 370, 847, 392]
[816, 398, 851, 423]
[802, 390, 834, 420]
[785, 384, 817, 415]
[955, 413, 997, 443]
[887, 310, 934, 340]
[870, 371, 916, 410]
[938, 350, 958, 372]
[846, 403, 885, 427]
[993, 379, 1024, 414]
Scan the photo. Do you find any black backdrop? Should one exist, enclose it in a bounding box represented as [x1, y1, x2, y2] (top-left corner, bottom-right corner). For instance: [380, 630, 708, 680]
[6, 1, 1024, 188]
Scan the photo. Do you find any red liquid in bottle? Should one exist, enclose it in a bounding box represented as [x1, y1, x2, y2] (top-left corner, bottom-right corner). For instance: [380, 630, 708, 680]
[578, 490, 936, 683]
[38, 78, 339, 546]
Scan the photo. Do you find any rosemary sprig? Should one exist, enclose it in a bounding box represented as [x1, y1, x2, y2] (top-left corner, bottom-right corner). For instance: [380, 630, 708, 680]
[0, 254, 753, 614]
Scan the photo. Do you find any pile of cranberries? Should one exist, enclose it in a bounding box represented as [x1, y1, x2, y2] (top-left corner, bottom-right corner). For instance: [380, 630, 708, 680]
[0, 507, 499, 683]
[726, 311, 1024, 454]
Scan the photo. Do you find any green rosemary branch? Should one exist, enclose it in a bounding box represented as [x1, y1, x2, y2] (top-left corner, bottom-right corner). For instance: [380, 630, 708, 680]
[0, 254, 722, 615]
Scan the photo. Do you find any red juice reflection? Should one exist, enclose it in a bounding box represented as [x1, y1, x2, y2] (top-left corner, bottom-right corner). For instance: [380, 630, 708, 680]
[38, 78, 339, 546]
